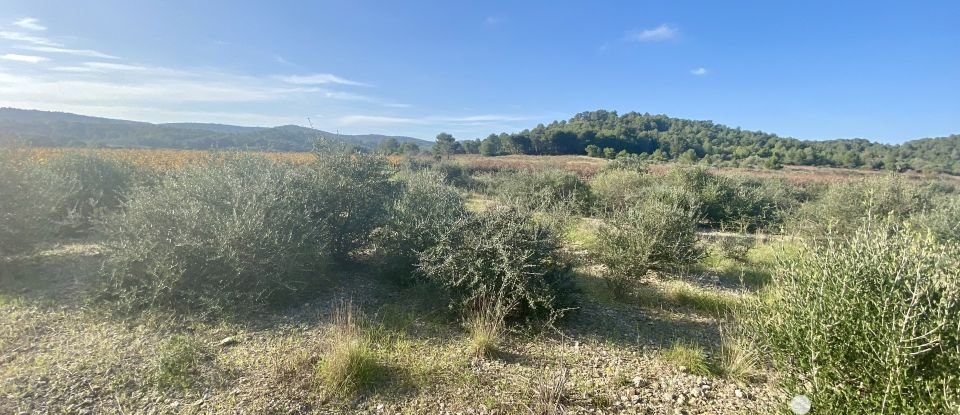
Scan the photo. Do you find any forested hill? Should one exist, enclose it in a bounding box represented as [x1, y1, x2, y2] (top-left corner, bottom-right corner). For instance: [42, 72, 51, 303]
[463, 110, 960, 174]
[0, 108, 430, 152]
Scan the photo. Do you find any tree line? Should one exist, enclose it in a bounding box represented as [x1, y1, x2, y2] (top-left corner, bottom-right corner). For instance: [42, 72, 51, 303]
[377, 110, 960, 174]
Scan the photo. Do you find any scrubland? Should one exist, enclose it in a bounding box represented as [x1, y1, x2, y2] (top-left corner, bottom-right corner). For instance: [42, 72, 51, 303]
[2, 146, 958, 414]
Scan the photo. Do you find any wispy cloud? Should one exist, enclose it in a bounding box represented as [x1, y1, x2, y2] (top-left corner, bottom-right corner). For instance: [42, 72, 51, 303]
[13, 17, 46, 31]
[690, 67, 708, 76]
[627, 24, 678, 42]
[484, 16, 502, 26]
[339, 115, 417, 125]
[15, 45, 117, 59]
[50, 62, 187, 76]
[1, 54, 49, 63]
[275, 73, 370, 87]
[338, 114, 532, 126]
[0, 31, 61, 46]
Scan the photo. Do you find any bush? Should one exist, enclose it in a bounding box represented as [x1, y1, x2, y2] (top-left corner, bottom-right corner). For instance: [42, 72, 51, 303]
[595, 193, 703, 281]
[416, 207, 574, 321]
[0, 149, 65, 254]
[495, 170, 592, 214]
[790, 175, 933, 237]
[915, 194, 960, 244]
[313, 142, 400, 260]
[431, 162, 473, 188]
[375, 170, 467, 277]
[667, 167, 799, 232]
[100, 156, 334, 312]
[742, 221, 960, 413]
[589, 169, 651, 213]
[45, 153, 141, 235]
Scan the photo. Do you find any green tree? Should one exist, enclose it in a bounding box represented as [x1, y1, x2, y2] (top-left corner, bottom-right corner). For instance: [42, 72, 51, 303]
[479, 134, 501, 156]
[585, 144, 601, 157]
[400, 142, 420, 156]
[433, 132, 457, 159]
[603, 147, 617, 159]
[377, 137, 400, 154]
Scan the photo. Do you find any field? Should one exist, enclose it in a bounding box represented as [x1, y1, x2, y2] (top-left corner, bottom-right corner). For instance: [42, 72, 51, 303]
[2, 147, 958, 414]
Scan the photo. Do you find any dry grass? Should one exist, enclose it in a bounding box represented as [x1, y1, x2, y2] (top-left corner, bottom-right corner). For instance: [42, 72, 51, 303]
[716, 335, 759, 382]
[524, 366, 570, 415]
[18, 147, 316, 170]
[465, 305, 506, 359]
[315, 301, 384, 399]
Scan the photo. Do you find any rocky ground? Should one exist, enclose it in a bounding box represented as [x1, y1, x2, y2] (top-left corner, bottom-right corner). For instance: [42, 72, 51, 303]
[1, 240, 790, 414]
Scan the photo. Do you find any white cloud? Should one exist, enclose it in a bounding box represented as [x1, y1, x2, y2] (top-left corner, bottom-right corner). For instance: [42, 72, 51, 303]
[16, 45, 118, 59]
[690, 67, 708, 76]
[275, 73, 370, 87]
[628, 24, 678, 42]
[51, 62, 187, 76]
[0, 31, 61, 46]
[13, 17, 46, 31]
[1, 53, 49, 63]
[339, 115, 417, 125]
[338, 114, 532, 126]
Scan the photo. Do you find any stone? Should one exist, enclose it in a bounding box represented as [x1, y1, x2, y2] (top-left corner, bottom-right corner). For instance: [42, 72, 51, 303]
[734, 389, 745, 399]
[218, 336, 239, 347]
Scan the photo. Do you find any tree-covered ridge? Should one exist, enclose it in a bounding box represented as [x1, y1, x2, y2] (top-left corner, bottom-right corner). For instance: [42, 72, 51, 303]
[0, 108, 431, 152]
[447, 110, 959, 174]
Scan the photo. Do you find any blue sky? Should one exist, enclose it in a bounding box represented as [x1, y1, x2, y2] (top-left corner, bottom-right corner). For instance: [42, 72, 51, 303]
[0, 1, 957, 142]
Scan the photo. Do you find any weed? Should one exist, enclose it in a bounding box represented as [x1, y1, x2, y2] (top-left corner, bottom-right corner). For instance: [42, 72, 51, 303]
[154, 335, 206, 389]
[661, 342, 711, 376]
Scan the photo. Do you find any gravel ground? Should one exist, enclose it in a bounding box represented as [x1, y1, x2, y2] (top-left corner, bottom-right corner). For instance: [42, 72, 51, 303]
[1, 242, 789, 414]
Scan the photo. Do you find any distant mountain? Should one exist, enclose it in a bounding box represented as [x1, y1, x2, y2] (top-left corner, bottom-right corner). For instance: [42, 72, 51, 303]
[0, 108, 430, 151]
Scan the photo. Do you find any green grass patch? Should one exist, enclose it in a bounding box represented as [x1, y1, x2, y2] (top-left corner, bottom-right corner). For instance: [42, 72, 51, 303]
[661, 342, 711, 376]
[154, 335, 207, 389]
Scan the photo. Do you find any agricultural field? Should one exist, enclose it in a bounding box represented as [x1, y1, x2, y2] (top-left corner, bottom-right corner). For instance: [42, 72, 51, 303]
[2, 146, 959, 414]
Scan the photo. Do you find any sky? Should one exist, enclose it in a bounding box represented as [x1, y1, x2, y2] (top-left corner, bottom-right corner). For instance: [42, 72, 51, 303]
[0, 1, 957, 143]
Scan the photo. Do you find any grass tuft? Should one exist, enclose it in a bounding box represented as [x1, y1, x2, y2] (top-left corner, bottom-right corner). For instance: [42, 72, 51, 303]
[465, 305, 505, 359]
[316, 301, 385, 399]
[661, 342, 711, 376]
[154, 335, 206, 389]
[525, 366, 569, 415]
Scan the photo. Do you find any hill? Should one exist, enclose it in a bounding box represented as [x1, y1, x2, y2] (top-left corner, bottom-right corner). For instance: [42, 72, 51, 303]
[0, 108, 430, 152]
[465, 110, 959, 174]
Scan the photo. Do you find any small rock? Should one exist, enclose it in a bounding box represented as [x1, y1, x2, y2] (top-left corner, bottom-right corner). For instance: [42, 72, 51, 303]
[734, 389, 745, 399]
[661, 392, 675, 402]
[218, 336, 239, 347]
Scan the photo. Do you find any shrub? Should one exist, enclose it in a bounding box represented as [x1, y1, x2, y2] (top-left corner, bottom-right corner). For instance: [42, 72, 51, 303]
[375, 170, 467, 277]
[915, 194, 960, 243]
[742, 221, 960, 413]
[44, 153, 141, 235]
[790, 175, 933, 237]
[667, 167, 799, 232]
[595, 193, 703, 281]
[100, 156, 333, 312]
[431, 162, 472, 188]
[313, 142, 400, 259]
[0, 149, 65, 254]
[589, 169, 651, 213]
[495, 170, 592, 214]
[711, 236, 755, 262]
[416, 207, 575, 321]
